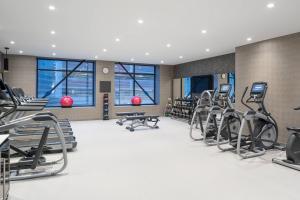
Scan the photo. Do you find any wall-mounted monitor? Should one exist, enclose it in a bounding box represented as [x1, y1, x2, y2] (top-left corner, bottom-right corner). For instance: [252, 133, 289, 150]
[0, 51, 3, 72]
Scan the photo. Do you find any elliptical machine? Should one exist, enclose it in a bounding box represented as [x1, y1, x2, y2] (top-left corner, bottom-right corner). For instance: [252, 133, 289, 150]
[202, 84, 233, 145]
[189, 84, 232, 145]
[236, 82, 278, 159]
[189, 90, 214, 141]
[272, 107, 300, 171]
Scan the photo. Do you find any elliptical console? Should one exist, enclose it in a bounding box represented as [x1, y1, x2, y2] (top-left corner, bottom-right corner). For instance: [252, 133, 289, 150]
[251, 83, 267, 98]
[217, 84, 232, 104]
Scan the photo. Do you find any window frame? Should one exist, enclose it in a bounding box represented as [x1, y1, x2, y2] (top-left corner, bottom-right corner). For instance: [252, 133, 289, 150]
[114, 63, 157, 106]
[36, 57, 96, 107]
[227, 72, 236, 103]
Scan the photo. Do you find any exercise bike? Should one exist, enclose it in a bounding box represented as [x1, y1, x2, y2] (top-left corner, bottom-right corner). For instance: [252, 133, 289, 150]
[272, 107, 300, 171]
[236, 82, 278, 159]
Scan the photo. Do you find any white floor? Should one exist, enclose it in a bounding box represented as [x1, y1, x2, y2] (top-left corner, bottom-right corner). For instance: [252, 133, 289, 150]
[10, 117, 300, 200]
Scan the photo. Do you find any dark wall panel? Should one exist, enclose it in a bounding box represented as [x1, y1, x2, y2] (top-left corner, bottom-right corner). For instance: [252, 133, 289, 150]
[174, 53, 235, 78]
[0, 51, 3, 72]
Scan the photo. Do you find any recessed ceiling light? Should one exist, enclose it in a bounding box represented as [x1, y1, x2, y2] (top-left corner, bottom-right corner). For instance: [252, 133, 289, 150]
[51, 44, 56, 48]
[179, 56, 183, 59]
[19, 50, 23, 54]
[166, 43, 171, 48]
[205, 48, 210, 52]
[50, 30, 56, 35]
[267, 3, 275, 8]
[52, 52, 56, 56]
[145, 52, 150, 56]
[95, 55, 98, 59]
[115, 38, 120, 42]
[48, 5, 56, 11]
[10, 41, 15, 45]
[103, 48, 107, 52]
[137, 19, 144, 24]
[201, 30, 207, 34]
[130, 58, 135, 62]
[247, 37, 252, 42]
[160, 60, 164, 64]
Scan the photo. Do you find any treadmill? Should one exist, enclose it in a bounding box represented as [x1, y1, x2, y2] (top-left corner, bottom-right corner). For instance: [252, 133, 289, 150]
[1, 86, 77, 152]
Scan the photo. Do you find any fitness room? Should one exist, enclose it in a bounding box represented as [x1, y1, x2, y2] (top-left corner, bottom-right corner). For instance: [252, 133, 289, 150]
[0, 0, 299, 200]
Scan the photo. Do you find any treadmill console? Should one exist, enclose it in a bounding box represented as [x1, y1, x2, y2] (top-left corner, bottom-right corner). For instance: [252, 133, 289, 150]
[250, 82, 267, 98]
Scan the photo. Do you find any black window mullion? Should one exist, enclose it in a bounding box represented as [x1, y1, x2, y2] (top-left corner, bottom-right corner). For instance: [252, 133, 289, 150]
[133, 64, 135, 96]
[93, 62, 96, 106]
[114, 63, 156, 105]
[38, 69, 67, 72]
[154, 65, 156, 104]
[65, 60, 68, 96]
[115, 72, 154, 76]
[37, 58, 95, 107]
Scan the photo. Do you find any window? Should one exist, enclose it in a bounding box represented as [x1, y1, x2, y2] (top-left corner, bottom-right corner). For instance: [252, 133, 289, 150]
[228, 72, 235, 102]
[214, 74, 219, 90]
[37, 58, 95, 107]
[183, 77, 191, 97]
[115, 63, 156, 105]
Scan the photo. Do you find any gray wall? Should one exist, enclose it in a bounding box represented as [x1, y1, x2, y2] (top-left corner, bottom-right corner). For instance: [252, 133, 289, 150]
[235, 32, 300, 142]
[174, 53, 235, 78]
[5, 55, 174, 120]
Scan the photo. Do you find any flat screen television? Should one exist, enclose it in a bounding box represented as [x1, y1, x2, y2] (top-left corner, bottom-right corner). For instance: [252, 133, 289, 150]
[0, 51, 4, 73]
[191, 75, 213, 97]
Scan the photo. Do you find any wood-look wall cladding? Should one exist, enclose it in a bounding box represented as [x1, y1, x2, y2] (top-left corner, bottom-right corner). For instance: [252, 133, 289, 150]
[235, 32, 300, 142]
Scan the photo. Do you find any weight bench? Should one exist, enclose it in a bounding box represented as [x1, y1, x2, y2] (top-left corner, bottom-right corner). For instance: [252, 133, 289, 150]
[116, 112, 145, 126]
[125, 115, 159, 132]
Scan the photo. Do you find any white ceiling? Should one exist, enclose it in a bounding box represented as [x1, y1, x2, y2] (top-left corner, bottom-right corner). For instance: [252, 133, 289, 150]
[0, 0, 300, 65]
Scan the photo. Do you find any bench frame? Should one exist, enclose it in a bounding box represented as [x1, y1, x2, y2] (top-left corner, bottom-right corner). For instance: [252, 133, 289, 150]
[125, 116, 159, 132]
[116, 112, 145, 126]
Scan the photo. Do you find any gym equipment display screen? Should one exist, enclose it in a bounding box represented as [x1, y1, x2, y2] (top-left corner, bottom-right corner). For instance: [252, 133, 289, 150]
[220, 84, 230, 93]
[251, 83, 265, 94]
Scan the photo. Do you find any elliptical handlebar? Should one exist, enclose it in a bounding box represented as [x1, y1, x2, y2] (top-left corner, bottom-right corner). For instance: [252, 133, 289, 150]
[241, 86, 254, 111]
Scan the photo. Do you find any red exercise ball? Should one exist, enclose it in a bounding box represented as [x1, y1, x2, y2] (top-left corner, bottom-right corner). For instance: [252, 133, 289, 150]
[60, 96, 74, 108]
[131, 96, 142, 106]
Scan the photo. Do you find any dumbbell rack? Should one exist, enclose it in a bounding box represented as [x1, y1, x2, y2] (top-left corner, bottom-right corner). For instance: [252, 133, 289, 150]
[103, 93, 109, 120]
[170, 98, 197, 122]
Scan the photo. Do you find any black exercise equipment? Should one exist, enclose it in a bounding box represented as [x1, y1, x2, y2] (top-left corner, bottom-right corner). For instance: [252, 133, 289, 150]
[9, 87, 77, 152]
[0, 79, 68, 180]
[116, 112, 145, 126]
[170, 97, 197, 122]
[273, 107, 300, 171]
[125, 115, 159, 132]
